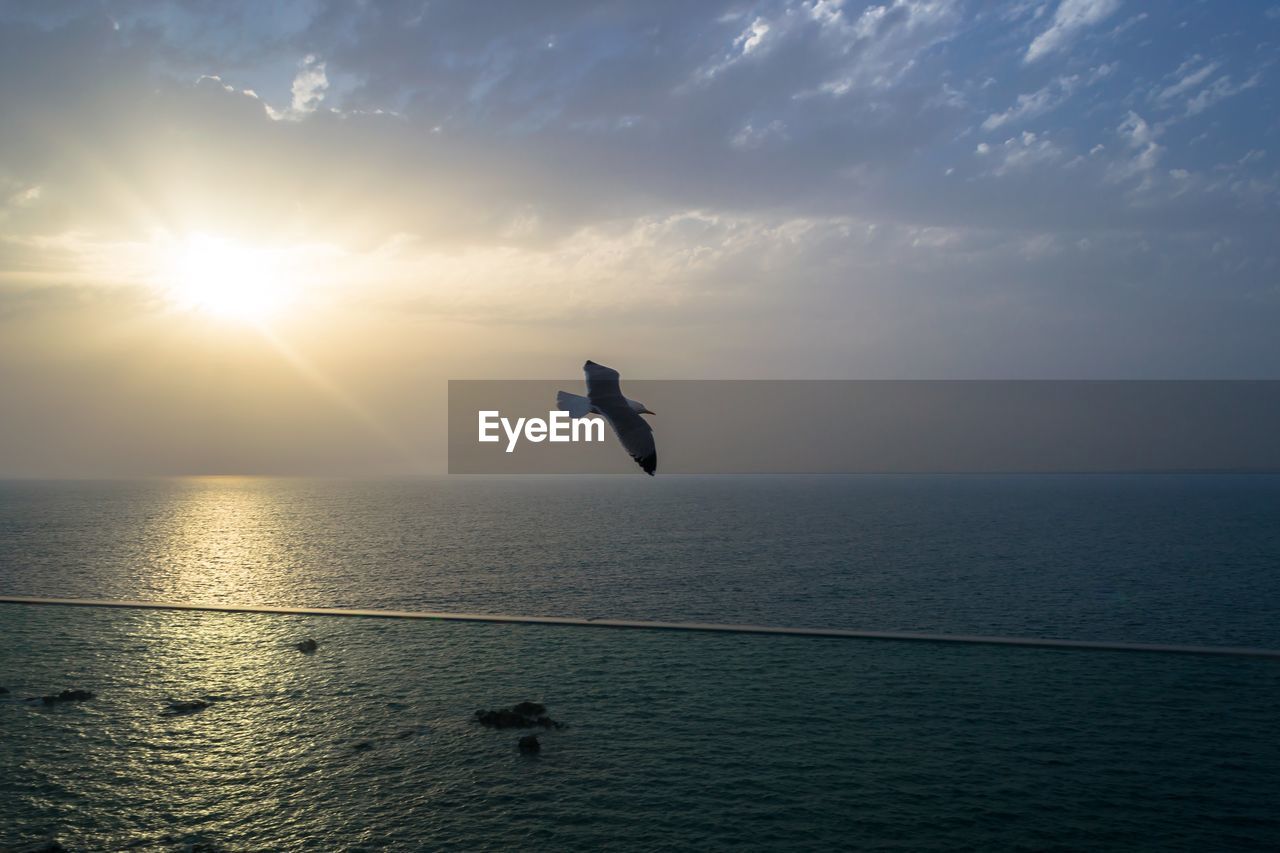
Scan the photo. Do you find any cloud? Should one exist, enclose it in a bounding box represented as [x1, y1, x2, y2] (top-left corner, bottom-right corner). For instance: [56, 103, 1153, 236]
[1183, 73, 1261, 117]
[983, 62, 1116, 134]
[730, 119, 788, 150]
[1155, 59, 1220, 104]
[1025, 0, 1122, 63]
[808, 0, 961, 96]
[982, 75, 1079, 131]
[1107, 11, 1147, 37]
[737, 17, 771, 55]
[692, 14, 776, 82]
[267, 54, 328, 121]
[0, 0, 1278, 406]
[1106, 111, 1163, 183]
[6, 184, 42, 207]
[1149, 53, 1264, 123]
[977, 131, 1066, 176]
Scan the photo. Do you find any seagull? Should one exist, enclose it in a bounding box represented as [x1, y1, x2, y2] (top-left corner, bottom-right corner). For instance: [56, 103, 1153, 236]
[557, 360, 657, 475]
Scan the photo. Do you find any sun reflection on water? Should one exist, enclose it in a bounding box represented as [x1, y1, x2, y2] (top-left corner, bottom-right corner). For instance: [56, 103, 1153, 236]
[119, 608, 342, 843]
[149, 477, 299, 605]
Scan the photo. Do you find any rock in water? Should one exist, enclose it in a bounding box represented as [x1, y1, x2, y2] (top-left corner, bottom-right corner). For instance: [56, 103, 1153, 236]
[473, 701, 565, 730]
[295, 638, 318, 654]
[518, 735, 541, 753]
[10, 841, 66, 852]
[38, 689, 94, 705]
[163, 699, 212, 715]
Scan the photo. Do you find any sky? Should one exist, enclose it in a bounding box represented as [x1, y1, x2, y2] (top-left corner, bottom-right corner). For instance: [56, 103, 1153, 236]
[1, 0, 1279, 476]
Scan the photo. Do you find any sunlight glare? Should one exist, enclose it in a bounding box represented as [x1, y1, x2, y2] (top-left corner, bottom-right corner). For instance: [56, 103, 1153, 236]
[163, 234, 296, 322]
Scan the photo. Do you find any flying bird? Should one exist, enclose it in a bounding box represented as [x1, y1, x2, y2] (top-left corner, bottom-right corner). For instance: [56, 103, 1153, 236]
[557, 360, 657, 475]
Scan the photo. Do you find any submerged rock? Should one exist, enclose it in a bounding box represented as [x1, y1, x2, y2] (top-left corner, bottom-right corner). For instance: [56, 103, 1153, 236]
[10, 841, 66, 852]
[295, 638, 319, 654]
[474, 701, 564, 730]
[162, 699, 212, 716]
[0, 686, 9, 695]
[518, 734, 541, 753]
[37, 689, 94, 705]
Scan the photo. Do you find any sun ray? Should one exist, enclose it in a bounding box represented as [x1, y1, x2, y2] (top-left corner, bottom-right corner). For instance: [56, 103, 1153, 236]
[254, 327, 423, 466]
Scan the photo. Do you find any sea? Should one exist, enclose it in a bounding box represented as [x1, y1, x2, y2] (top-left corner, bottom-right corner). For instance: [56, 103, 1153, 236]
[1, 474, 1278, 850]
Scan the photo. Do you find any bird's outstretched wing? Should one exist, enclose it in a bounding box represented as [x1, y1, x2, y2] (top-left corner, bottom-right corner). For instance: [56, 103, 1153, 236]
[556, 390, 596, 419]
[584, 360, 657, 475]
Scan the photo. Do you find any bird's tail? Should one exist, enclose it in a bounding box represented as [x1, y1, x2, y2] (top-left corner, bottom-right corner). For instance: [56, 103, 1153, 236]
[556, 391, 594, 419]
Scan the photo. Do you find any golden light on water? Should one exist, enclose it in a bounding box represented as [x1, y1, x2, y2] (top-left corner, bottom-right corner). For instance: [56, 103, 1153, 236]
[155, 478, 293, 603]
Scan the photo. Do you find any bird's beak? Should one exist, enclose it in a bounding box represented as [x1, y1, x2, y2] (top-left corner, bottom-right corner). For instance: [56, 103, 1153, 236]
[642, 408, 656, 416]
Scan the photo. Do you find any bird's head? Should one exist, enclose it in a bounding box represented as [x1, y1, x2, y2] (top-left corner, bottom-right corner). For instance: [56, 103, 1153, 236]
[628, 398, 656, 416]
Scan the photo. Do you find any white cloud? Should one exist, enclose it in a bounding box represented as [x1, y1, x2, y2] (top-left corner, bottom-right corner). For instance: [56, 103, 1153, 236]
[1025, 0, 1122, 63]
[806, 0, 961, 96]
[1149, 56, 1262, 121]
[1106, 111, 1163, 183]
[693, 14, 777, 82]
[1155, 60, 1219, 104]
[1184, 74, 1260, 117]
[291, 55, 329, 113]
[196, 73, 237, 94]
[982, 74, 1079, 131]
[982, 131, 1065, 176]
[731, 119, 789, 150]
[1118, 111, 1155, 148]
[196, 74, 263, 104]
[267, 55, 329, 121]
[736, 17, 771, 55]
[1087, 62, 1117, 83]
[1107, 11, 1147, 37]
[7, 185, 42, 206]
[982, 59, 1118, 132]
[928, 82, 967, 110]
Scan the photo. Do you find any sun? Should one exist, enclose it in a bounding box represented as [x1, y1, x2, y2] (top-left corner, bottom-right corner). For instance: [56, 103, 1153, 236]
[162, 234, 296, 322]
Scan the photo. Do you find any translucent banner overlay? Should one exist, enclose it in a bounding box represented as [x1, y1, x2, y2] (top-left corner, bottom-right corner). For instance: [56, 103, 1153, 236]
[448, 380, 1280, 474]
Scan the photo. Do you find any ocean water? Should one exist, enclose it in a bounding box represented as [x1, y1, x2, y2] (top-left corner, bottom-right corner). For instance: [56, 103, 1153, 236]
[2, 475, 1279, 850]
[1, 474, 1279, 646]
[2, 603, 1278, 851]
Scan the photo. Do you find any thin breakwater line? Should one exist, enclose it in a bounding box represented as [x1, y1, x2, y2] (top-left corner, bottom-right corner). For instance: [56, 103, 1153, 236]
[2, 595, 1278, 659]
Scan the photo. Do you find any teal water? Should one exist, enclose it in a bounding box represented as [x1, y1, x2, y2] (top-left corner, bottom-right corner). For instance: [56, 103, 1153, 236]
[2, 474, 1279, 646]
[1, 603, 1278, 851]
[3, 475, 1279, 849]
